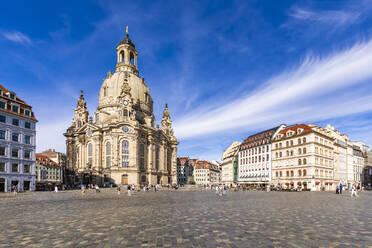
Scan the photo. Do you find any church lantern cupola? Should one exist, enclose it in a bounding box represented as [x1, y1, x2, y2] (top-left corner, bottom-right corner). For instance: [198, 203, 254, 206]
[116, 26, 138, 75]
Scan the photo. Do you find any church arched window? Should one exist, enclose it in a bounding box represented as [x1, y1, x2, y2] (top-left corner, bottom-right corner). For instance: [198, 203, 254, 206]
[139, 144, 145, 170]
[76, 146, 80, 169]
[155, 147, 159, 170]
[88, 143, 93, 168]
[122, 140, 129, 167]
[130, 52, 135, 65]
[167, 148, 171, 171]
[120, 50, 125, 63]
[103, 86, 107, 97]
[106, 142, 111, 168]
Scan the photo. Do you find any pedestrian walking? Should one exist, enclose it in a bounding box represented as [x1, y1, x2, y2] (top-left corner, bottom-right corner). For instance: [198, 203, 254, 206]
[351, 184, 359, 198]
[95, 184, 100, 193]
[54, 186, 58, 193]
[117, 186, 121, 195]
[127, 185, 131, 196]
[13, 185, 18, 196]
[215, 185, 219, 195]
[222, 185, 227, 196]
[339, 184, 343, 194]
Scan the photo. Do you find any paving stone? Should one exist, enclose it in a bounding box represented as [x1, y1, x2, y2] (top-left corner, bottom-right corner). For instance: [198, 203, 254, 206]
[0, 189, 372, 247]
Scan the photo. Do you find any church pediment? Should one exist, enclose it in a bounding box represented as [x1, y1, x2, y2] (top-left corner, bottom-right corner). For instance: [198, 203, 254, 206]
[76, 123, 100, 134]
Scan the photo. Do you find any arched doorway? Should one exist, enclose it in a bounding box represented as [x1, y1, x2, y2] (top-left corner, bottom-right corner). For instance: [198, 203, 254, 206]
[121, 174, 128, 185]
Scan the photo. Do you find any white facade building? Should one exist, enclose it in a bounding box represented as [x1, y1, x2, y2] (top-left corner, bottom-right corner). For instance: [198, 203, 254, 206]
[238, 125, 285, 185]
[0, 85, 37, 192]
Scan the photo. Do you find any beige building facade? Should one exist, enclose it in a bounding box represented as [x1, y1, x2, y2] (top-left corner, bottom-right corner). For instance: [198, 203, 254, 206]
[272, 124, 335, 191]
[64, 28, 178, 186]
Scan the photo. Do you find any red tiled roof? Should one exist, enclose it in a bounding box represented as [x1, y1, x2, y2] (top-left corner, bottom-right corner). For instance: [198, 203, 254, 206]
[276, 124, 312, 140]
[0, 84, 37, 121]
[36, 154, 60, 167]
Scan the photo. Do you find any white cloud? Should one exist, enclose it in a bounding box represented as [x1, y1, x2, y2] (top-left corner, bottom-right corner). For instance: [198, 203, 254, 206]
[288, 6, 361, 27]
[174, 39, 372, 140]
[2, 30, 32, 45]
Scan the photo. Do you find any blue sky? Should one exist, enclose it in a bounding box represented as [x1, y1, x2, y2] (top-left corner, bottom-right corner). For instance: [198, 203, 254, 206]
[1, 0, 372, 161]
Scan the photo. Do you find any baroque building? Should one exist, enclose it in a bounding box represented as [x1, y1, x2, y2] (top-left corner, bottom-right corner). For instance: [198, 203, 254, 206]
[64, 27, 178, 186]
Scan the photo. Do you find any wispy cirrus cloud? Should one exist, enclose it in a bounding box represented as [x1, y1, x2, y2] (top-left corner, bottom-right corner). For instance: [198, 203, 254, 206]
[288, 6, 361, 27]
[1, 30, 32, 45]
[174, 38, 372, 141]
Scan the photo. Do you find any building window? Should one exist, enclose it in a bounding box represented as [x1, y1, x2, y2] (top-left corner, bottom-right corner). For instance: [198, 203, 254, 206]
[286, 171, 289, 177]
[122, 140, 129, 167]
[12, 119, 19, 126]
[303, 148, 306, 154]
[280, 171, 282, 177]
[303, 137, 306, 143]
[298, 138, 301, 144]
[12, 163, 18, 173]
[139, 144, 145, 170]
[12, 105, 19, 113]
[275, 171, 278, 177]
[24, 150, 31, 159]
[0, 130, 5, 140]
[298, 170, 302, 176]
[24, 110, 30, 116]
[24, 164, 30, 173]
[279, 152, 282, 157]
[303, 158, 307, 165]
[291, 171, 294, 177]
[24, 135, 31, 144]
[0, 162, 5, 171]
[298, 159, 302, 165]
[25, 122, 31, 129]
[0, 115, 5, 123]
[106, 142, 111, 168]
[0, 101, 5, 109]
[298, 148, 301, 155]
[0, 147, 5, 156]
[12, 149, 18, 158]
[87, 143, 93, 168]
[303, 169, 307, 176]
[155, 147, 160, 170]
[12, 133, 19, 142]
[9, 93, 15, 99]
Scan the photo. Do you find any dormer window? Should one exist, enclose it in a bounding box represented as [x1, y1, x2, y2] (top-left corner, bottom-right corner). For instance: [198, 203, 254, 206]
[12, 105, 19, 113]
[10, 93, 15, 99]
[297, 128, 303, 134]
[24, 110, 31, 116]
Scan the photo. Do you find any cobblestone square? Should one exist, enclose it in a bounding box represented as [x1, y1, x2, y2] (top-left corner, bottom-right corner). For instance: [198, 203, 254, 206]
[1, 189, 371, 248]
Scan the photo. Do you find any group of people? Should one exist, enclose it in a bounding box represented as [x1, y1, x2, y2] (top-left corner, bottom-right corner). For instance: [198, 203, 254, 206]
[80, 184, 101, 194]
[214, 185, 227, 196]
[336, 184, 360, 198]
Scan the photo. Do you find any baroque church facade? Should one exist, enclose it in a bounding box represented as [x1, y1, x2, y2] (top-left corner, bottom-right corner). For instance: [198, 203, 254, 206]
[64, 28, 178, 186]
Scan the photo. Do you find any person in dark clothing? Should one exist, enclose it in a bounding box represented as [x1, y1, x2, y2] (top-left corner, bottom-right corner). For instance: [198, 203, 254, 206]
[339, 184, 343, 194]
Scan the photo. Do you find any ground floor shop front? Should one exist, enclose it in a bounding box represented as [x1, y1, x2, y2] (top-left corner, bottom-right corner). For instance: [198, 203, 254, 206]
[273, 179, 335, 191]
[0, 174, 35, 192]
